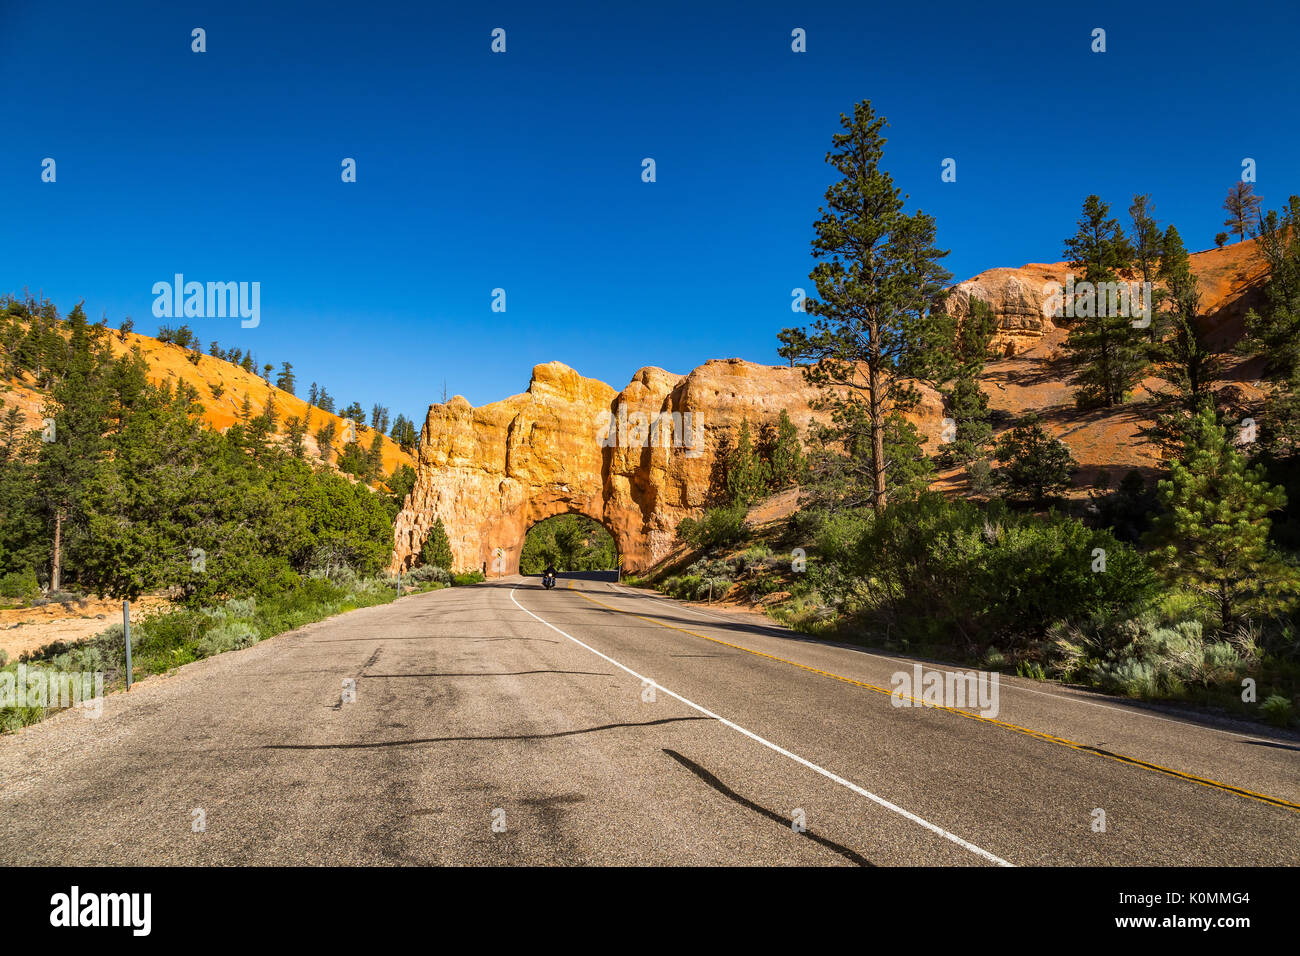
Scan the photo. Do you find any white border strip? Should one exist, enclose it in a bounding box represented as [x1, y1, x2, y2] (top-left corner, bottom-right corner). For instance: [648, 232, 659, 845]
[511, 586, 1011, 867]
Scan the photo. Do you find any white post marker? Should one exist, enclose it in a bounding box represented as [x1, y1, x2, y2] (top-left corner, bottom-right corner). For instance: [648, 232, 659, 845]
[123, 599, 133, 690]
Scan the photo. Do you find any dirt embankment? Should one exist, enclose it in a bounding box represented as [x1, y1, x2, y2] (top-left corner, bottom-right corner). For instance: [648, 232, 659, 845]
[0, 595, 172, 662]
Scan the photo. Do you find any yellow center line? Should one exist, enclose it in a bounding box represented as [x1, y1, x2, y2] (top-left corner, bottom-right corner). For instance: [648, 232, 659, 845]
[565, 580, 1300, 814]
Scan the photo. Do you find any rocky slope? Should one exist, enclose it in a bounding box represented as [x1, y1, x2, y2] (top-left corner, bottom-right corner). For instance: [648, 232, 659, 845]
[944, 238, 1269, 357]
[1, 327, 414, 481]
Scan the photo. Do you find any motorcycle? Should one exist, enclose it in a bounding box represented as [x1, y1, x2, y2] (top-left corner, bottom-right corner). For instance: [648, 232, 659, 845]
[542, 571, 557, 589]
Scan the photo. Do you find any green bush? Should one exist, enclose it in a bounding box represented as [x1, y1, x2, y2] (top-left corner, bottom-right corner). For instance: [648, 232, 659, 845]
[0, 568, 39, 601]
[1016, 660, 1046, 680]
[821, 494, 1156, 652]
[1261, 694, 1294, 727]
[661, 574, 700, 600]
[403, 564, 450, 585]
[734, 544, 774, 568]
[982, 647, 1007, 670]
[0, 704, 44, 733]
[748, 574, 784, 598]
[659, 558, 735, 602]
[6, 574, 402, 718]
[224, 596, 258, 619]
[768, 592, 838, 636]
[1046, 609, 1259, 699]
[452, 570, 485, 586]
[676, 503, 750, 550]
[197, 621, 261, 657]
[965, 458, 997, 496]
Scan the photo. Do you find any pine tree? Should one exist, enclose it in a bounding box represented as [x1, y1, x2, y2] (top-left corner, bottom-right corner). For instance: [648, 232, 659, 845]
[284, 415, 306, 459]
[766, 409, 805, 488]
[246, 399, 274, 460]
[940, 296, 996, 465]
[420, 518, 454, 570]
[314, 421, 337, 463]
[390, 414, 418, 452]
[337, 439, 368, 478]
[1062, 195, 1147, 407]
[994, 414, 1078, 506]
[1241, 196, 1300, 377]
[1153, 225, 1216, 406]
[0, 404, 23, 464]
[724, 419, 768, 506]
[276, 362, 296, 395]
[1240, 197, 1300, 457]
[1223, 182, 1263, 244]
[385, 464, 417, 505]
[803, 409, 933, 511]
[776, 328, 809, 367]
[1148, 408, 1296, 630]
[1129, 194, 1163, 342]
[35, 304, 109, 591]
[781, 100, 955, 513]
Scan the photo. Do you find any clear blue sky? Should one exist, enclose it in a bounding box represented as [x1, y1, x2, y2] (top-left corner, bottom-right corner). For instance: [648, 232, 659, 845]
[3, 0, 1298, 425]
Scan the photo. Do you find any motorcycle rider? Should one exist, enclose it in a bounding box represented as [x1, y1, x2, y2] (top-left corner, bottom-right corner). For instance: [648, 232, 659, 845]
[543, 562, 557, 586]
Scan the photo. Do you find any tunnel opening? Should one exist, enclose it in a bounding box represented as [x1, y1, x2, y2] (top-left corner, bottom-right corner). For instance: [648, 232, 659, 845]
[519, 513, 619, 580]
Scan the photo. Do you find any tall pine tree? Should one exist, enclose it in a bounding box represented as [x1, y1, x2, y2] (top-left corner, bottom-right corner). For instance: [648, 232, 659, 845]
[939, 296, 996, 465]
[782, 100, 954, 513]
[1148, 408, 1296, 630]
[1062, 195, 1147, 407]
[1222, 182, 1263, 244]
[1153, 225, 1216, 407]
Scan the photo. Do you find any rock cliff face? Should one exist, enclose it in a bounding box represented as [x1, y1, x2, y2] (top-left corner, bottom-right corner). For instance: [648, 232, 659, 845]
[390, 359, 944, 574]
[943, 263, 1067, 357]
[943, 239, 1270, 357]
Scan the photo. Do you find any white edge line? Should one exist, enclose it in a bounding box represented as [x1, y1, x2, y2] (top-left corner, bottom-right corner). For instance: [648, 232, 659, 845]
[608, 583, 1276, 745]
[511, 585, 1012, 867]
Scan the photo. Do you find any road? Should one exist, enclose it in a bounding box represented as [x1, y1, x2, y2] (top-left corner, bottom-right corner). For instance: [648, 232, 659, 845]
[1, 577, 1297, 866]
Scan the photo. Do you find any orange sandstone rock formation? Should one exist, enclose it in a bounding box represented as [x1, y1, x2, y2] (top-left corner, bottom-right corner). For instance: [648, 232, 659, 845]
[390, 359, 945, 573]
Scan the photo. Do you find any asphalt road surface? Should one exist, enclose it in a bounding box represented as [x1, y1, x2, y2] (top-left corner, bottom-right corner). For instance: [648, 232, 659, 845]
[2, 578, 1297, 866]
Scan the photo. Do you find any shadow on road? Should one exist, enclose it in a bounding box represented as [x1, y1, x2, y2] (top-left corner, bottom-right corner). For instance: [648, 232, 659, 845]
[264, 715, 713, 750]
[662, 749, 873, 867]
